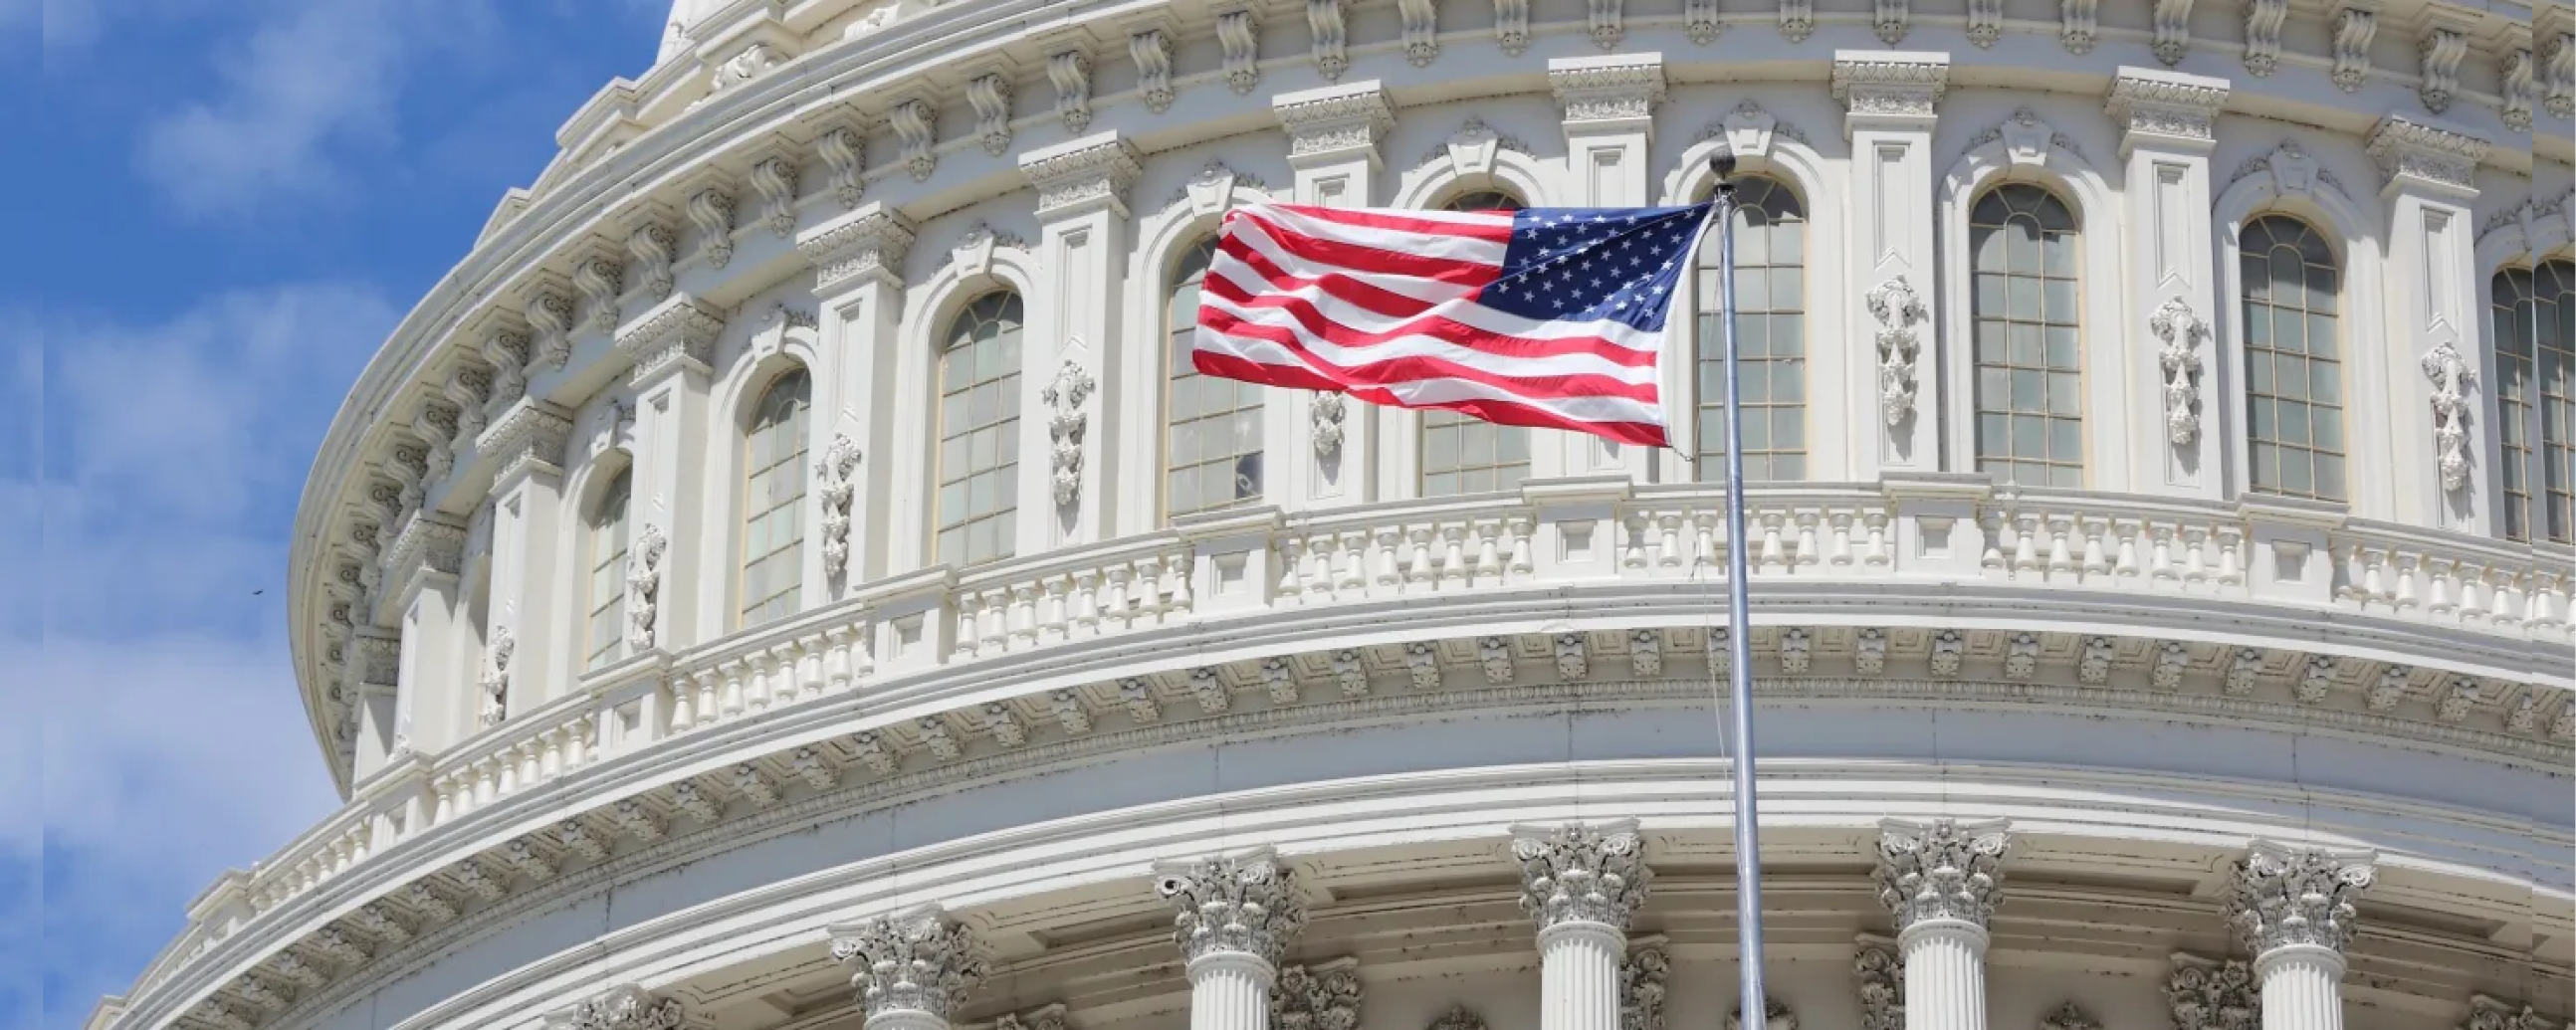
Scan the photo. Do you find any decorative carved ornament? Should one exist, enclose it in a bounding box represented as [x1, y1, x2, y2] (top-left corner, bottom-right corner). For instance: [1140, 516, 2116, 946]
[1830, 55, 1948, 119]
[1154, 847, 1307, 962]
[1726, 999, 1796, 1030]
[1873, 818, 2010, 929]
[2461, 995, 2568, 1030]
[2422, 340, 2474, 493]
[2151, 298, 2207, 447]
[479, 628, 515, 727]
[1311, 392, 1347, 459]
[2228, 842, 2374, 954]
[2167, 953, 2257, 1030]
[1041, 357, 1095, 508]
[2040, 1000, 2101, 1030]
[2331, 6, 2376, 91]
[799, 206, 918, 292]
[626, 523, 666, 652]
[1021, 136, 1143, 215]
[2364, 116, 2490, 193]
[828, 908, 986, 1020]
[816, 435, 861, 577]
[1549, 58, 1665, 122]
[1855, 940, 1902, 1030]
[1427, 1005, 1487, 1030]
[1511, 820, 1651, 930]
[1274, 84, 1395, 159]
[1272, 959, 1362, 1030]
[1865, 277, 1926, 427]
[1619, 939, 1669, 1030]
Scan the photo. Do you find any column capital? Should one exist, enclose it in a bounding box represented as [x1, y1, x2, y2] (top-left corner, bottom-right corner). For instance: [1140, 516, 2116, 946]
[1509, 819, 1651, 931]
[1153, 846, 1308, 964]
[1872, 817, 2010, 931]
[1018, 131, 1144, 219]
[2105, 66, 2231, 156]
[2165, 952, 2258, 1030]
[827, 906, 988, 1023]
[476, 398, 573, 489]
[1273, 81, 1394, 169]
[2227, 841, 2375, 956]
[1547, 53, 1665, 131]
[797, 203, 917, 294]
[540, 984, 704, 1030]
[614, 295, 725, 386]
[2364, 114, 2489, 200]
[1830, 50, 1949, 134]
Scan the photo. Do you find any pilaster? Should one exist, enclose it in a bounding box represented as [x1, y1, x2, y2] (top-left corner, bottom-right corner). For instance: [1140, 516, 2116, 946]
[475, 398, 572, 721]
[1019, 132, 1142, 550]
[1873, 818, 2009, 1030]
[829, 908, 987, 1030]
[1832, 51, 1949, 478]
[798, 204, 918, 590]
[1273, 82, 1394, 509]
[1547, 53, 1665, 483]
[378, 513, 464, 753]
[2107, 68, 2231, 499]
[2364, 115, 2492, 534]
[614, 295, 724, 648]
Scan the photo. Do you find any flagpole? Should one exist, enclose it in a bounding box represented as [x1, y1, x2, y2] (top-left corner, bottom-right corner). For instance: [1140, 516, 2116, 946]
[1706, 151, 1770, 1025]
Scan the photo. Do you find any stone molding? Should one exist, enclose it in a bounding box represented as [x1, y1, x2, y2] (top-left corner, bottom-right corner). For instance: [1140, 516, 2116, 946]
[1154, 846, 1307, 963]
[1547, 53, 1665, 126]
[2364, 115, 2491, 196]
[2104, 66, 2231, 154]
[613, 296, 726, 384]
[1830, 51, 1949, 130]
[1018, 132, 1144, 218]
[1273, 81, 1395, 165]
[1510, 819, 1651, 931]
[797, 204, 919, 293]
[476, 399, 574, 488]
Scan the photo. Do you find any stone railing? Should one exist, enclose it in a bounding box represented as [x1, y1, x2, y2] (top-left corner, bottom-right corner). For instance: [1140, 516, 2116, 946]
[136, 478, 2573, 1008]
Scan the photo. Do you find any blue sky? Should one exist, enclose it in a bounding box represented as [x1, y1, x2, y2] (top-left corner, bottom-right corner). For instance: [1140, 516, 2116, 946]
[6, 3, 665, 1025]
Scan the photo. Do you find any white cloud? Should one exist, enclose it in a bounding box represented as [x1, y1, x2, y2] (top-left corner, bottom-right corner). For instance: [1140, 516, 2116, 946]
[133, 0, 474, 216]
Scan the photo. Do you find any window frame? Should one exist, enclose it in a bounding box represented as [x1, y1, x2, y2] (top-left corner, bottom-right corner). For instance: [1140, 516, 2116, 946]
[2235, 213, 2350, 505]
[737, 367, 813, 629]
[583, 466, 633, 671]
[1163, 236, 1266, 521]
[1417, 188, 1535, 499]
[931, 291, 1025, 567]
[1964, 181, 2087, 489]
[1690, 173, 1811, 483]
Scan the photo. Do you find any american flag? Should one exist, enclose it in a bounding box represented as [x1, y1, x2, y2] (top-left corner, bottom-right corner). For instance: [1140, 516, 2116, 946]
[1191, 201, 1714, 448]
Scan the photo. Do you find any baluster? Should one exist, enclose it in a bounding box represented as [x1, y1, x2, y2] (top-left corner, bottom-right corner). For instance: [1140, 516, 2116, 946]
[1167, 547, 1195, 611]
[1009, 582, 1042, 645]
[1657, 514, 1683, 568]
[2111, 519, 2141, 577]
[693, 667, 722, 728]
[1040, 575, 1070, 642]
[667, 673, 697, 732]
[983, 586, 1013, 648]
[1071, 569, 1102, 636]
[2078, 516, 2109, 576]
[1507, 515, 1534, 575]
[1395, 524, 1429, 587]
[569, 714, 596, 768]
[1794, 512, 1821, 567]
[2527, 572, 2566, 629]
[1439, 524, 1468, 584]
[538, 723, 564, 779]
[2419, 557, 2452, 613]
[2458, 563, 2489, 622]
[1276, 537, 1306, 601]
[1752, 513, 1781, 572]
[1098, 564, 1131, 625]
[1331, 531, 1363, 593]
[1373, 526, 1404, 586]
[431, 779, 457, 825]
[766, 643, 800, 704]
[2216, 527, 2244, 586]
[711, 658, 744, 721]
[2010, 514, 2041, 572]
[1981, 512, 2009, 569]
[746, 649, 776, 713]
[2492, 569, 2525, 625]
[795, 638, 825, 699]
[1621, 513, 1650, 569]
[1689, 512, 1718, 569]
[2391, 553, 2421, 609]
[474, 755, 501, 806]
[1862, 512, 1890, 566]
[2148, 523, 2178, 580]
[518, 739, 543, 793]
[1826, 512, 1854, 565]
[2359, 547, 2389, 604]
[1473, 519, 1502, 582]
[2181, 526, 2211, 583]
[2332, 543, 2365, 599]
[2044, 515, 2074, 573]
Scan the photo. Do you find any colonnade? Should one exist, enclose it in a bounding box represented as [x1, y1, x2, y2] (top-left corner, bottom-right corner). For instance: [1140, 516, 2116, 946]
[798, 821, 2394, 1030]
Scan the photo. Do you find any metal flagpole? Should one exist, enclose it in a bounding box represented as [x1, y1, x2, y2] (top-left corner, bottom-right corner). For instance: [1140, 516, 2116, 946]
[1706, 151, 1770, 1025]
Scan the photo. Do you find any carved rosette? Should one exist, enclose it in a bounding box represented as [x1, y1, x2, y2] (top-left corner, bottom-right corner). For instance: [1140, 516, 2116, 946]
[2422, 340, 2474, 493]
[1865, 277, 1926, 427]
[1873, 818, 2009, 930]
[1511, 820, 1651, 931]
[1311, 392, 1347, 458]
[1154, 848, 1308, 963]
[2150, 298, 2208, 446]
[2167, 954, 2257, 1030]
[1040, 358, 1096, 508]
[816, 435, 861, 578]
[1272, 959, 1363, 1030]
[626, 523, 667, 653]
[540, 984, 692, 1030]
[828, 909, 987, 1022]
[2228, 843, 2374, 955]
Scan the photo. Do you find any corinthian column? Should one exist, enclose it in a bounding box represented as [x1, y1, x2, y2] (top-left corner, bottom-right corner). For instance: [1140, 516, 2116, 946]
[1155, 847, 1309, 1030]
[829, 906, 988, 1030]
[2228, 842, 2375, 1030]
[1872, 818, 2010, 1030]
[1511, 820, 1652, 1030]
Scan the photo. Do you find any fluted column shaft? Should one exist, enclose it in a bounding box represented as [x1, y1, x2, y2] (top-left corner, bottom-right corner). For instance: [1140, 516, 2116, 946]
[1897, 920, 1988, 1030]
[1185, 951, 1276, 1030]
[2254, 945, 2345, 1030]
[1537, 921, 1625, 1030]
[869, 1010, 952, 1030]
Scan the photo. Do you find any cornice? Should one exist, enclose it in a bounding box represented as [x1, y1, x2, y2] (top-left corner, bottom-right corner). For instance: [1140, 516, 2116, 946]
[1016, 131, 1145, 218]
[1830, 50, 1950, 131]
[1273, 81, 1395, 164]
[474, 399, 574, 487]
[796, 203, 919, 293]
[613, 295, 726, 385]
[2365, 114, 2493, 197]
[2105, 66, 2233, 154]
[1547, 53, 1666, 127]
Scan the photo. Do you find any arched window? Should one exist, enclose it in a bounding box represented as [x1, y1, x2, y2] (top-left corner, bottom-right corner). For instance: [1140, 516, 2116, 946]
[2496, 260, 2575, 542]
[584, 468, 631, 669]
[1422, 189, 1532, 498]
[1969, 183, 2084, 488]
[2240, 215, 2345, 502]
[1695, 175, 1807, 481]
[740, 369, 811, 628]
[1167, 237, 1263, 519]
[936, 292, 1023, 565]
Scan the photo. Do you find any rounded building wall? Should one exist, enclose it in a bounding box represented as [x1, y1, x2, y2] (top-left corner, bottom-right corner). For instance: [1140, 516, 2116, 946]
[98, 0, 2576, 1028]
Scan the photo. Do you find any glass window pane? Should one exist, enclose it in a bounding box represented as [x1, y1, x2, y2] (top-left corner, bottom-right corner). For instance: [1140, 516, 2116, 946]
[2244, 216, 2345, 502]
[1969, 184, 2082, 486]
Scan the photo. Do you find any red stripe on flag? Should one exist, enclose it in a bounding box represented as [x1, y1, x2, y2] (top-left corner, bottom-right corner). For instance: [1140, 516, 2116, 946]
[1191, 350, 1669, 446]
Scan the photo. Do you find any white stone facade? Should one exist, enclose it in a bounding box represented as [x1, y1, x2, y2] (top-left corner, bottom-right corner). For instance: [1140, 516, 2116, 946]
[96, 1, 2575, 1029]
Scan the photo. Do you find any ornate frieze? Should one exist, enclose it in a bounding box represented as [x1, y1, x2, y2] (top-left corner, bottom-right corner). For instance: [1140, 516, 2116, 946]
[2462, 995, 2566, 1030]
[627, 523, 667, 652]
[1620, 938, 1669, 1030]
[477, 399, 573, 490]
[2364, 115, 2489, 195]
[1855, 938, 1902, 1030]
[1272, 958, 1362, 1030]
[1865, 276, 1926, 427]
[1832, 52, 1949, 127]
[1153, 847, 1307, 963]
[2152, 298, 2208, 446]
[2167, 953, 2257, 1030]
[799, 204, 919, 293]
[1046, 52, 1092, 134]
[1041, 357, 1095, 508]
[816, 436, 860, 578]
[1018, 134, 1144, 217]
[614, 296, 725, 384]
[2228, 842, 2374, 954]
[1548, 54, 1665, 125]
[2330, 5, 2376, 92]
[2105, 68, 2230, 153]
[1511, 820, 1651, 931]
[2422, 340, 2475, 493]
[829, 908, 987, 1020]
[1275, 82, 1395, 163]
[1873, 818, 2010, 930]
[381, 512, 467, 589]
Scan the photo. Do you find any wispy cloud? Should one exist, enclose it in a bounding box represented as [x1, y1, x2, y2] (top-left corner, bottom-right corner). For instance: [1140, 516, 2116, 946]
[133, 0, 489, 217]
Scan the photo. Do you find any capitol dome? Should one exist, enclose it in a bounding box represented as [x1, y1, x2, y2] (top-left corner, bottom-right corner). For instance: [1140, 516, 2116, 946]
[95, 1, 2573, 1028]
